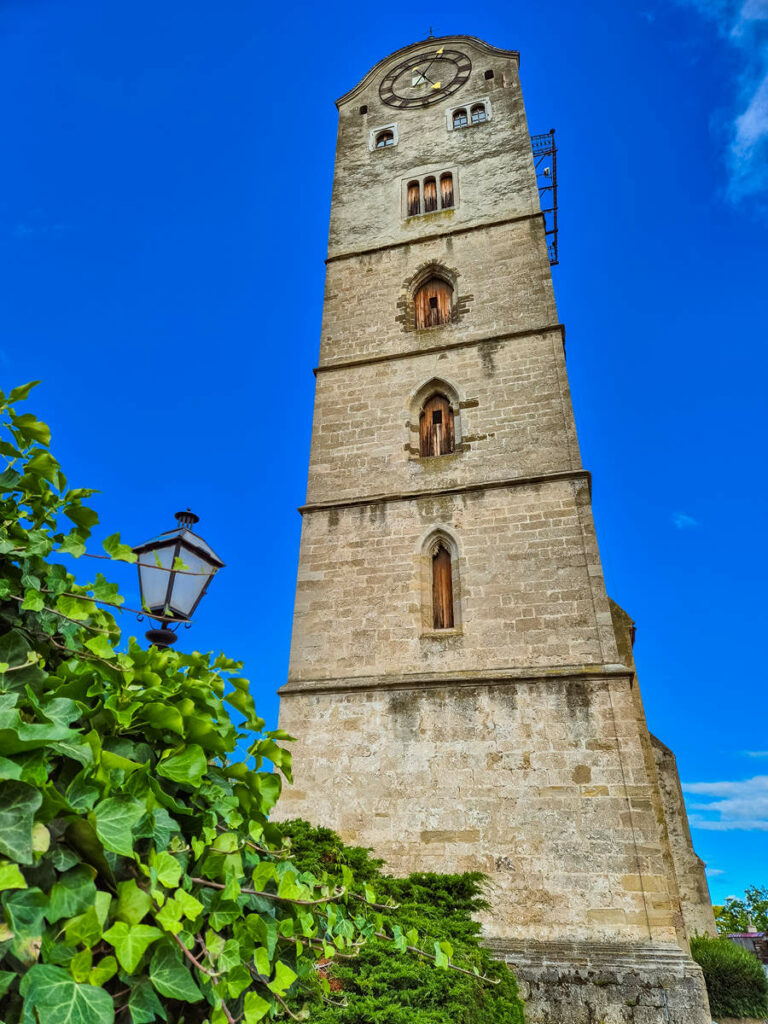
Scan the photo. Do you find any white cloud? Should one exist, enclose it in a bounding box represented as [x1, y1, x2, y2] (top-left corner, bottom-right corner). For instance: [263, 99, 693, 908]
[683, 775, 768, 830]
[706, 867, 725, 876]
[744, 750, 768, 757]
[675, 0, 768, 200]
[673, 512, 699, 529]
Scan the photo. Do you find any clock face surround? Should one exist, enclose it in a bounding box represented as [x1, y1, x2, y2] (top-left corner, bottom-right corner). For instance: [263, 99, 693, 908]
[379, 48, 472, 108]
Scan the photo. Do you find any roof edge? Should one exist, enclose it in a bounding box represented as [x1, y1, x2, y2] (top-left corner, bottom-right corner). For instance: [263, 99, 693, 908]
[335, 34, 520, 109]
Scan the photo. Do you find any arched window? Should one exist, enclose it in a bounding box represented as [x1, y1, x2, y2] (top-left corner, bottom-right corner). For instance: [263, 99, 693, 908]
[471, 103, 487, 124]
[452, 108, 468, 129]
[414, 277, 452, 329]
[432, 543, 454, 629]
[419, 393, 455, 457]
[423, 176, 438, 213]
[375, 130, 395, 148]
[440, 173, 454, 209]
[407, 180, 421, 217]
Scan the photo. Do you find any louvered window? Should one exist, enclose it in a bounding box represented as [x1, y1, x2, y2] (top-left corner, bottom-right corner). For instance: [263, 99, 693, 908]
[423, 177, 438, 213]
[440, 173, 454, 209]
[419, 394, 455, 457]
[432, 545, 454, 629]
[414, 278, 452, 329]
[407, 180, 421, 217]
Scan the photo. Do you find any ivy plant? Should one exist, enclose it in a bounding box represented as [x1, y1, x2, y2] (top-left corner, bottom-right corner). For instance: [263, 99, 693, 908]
[0, 383, 419, 1023]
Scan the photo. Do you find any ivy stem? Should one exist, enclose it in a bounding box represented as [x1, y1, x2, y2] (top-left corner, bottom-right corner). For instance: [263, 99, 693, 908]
[374, 932, 501, 985]
[169, 931, 220, 978]
[250, 976, 300, 1021]
[9, 593, 118, 635]
[190, 876, 346, 906]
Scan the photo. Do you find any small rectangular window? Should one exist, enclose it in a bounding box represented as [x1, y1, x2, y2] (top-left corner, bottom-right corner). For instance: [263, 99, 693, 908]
[432, 410, 442, 424]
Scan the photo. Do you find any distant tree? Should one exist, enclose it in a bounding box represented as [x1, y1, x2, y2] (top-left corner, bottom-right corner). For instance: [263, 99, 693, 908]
[715, 886, 768, 935]
[691, 934, 768, 1019]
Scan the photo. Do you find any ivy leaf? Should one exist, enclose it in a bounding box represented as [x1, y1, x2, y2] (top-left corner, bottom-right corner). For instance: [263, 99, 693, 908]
[8, 381, 41, 403]
[116, 879, 152, 926]
[56, 594, 97, 621]
[152, 852, 182, 889]
[0, 779, 43, 864]
[2, 886, 48, 964]
[127, 978, 168, 1024]
[157, 745, 207, 787]
[63, 891, 111, 948]
[27, 451, 61, 483]
[91, 573, 124, 606]
[139, 703, 185, 735]
[149, 943, 203, 1002]
[0, 859, 27, 891]
[58, 530, 87, 557]
[91, 796, 145, 856]
[174, 888, 203, 921]
[0, 969, 15, 996]
[47, 865, 97, 923]
[21, 588, 45, 612]
[19, 964, 114, 1024]
[63, 503, 99, 530]
[267, 960, 298, 997]
[84, 634, 116, 660]
[88, 955, 117, 986]
[10, 413, 51, 447]
[102, 533, 137, 563]
[243, 991, 271, 1022]
[70, 948, 92, 983]
[103, 921, 164, 973]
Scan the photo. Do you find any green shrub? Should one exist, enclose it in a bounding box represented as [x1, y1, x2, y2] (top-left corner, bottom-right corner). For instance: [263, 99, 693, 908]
[690, 933, 768, 1019]
[282, 821, 526, 1024]
[0, 384, 466, 1023]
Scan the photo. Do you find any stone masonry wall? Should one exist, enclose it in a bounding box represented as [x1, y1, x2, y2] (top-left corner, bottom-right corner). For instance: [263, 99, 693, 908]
[329, 39, 539, 258]
[277, 675, 680, 944]
[288, 477, 618, 684]
[319, 218, 557, 368]
[307, 328, 579, 504]
[651, 737, 717, 939]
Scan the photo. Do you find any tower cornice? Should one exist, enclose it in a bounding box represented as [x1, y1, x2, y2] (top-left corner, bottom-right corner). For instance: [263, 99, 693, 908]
[298, 468, 590, 515]
[335, 35, 520, 109]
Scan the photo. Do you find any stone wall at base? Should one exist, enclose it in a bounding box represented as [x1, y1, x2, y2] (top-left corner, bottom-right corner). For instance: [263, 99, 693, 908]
[485, 939, 711, 1024]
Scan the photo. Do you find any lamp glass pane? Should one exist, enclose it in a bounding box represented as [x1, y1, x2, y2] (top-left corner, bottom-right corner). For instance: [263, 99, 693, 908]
[138, 544, 174, 612]
[167, 545, 215, 618]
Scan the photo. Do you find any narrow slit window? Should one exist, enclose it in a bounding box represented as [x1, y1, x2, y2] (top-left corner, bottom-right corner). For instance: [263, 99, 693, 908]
[423, 177, 437, 213]
[375, 130, 395, 148]
[471, 104, 487, 124]
[440, 172, 454, 209]
[419, 393, 455, 456]
[452, 108, 468, 129]
[407, 180, 421, 217]
[414, 278, 453, 329]
[432, 544, 454, 629]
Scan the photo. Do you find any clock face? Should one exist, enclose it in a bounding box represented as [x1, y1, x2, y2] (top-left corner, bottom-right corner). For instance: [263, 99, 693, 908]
[379, 48, 472, 108]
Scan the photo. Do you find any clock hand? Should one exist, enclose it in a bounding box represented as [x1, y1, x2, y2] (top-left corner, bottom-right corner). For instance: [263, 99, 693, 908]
[419, 46, 444, 83]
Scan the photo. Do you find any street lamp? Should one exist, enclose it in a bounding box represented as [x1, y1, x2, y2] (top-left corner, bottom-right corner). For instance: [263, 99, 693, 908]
[132, 509, 225, 648]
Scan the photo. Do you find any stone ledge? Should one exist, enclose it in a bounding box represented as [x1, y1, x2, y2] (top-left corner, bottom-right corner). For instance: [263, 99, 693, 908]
[300, 467, 590, 515]
[313, 323, 565, 374]
[279, 662, 634, 696]
[485, 938, 700, 972]
[326, 210, 543, 263]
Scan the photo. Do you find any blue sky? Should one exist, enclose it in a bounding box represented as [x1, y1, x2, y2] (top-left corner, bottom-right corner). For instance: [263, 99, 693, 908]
[1, 0, 766, 904]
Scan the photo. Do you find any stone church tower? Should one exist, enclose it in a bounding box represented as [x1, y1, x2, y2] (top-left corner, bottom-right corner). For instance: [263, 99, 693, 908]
[275, 35, 716, 1023]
